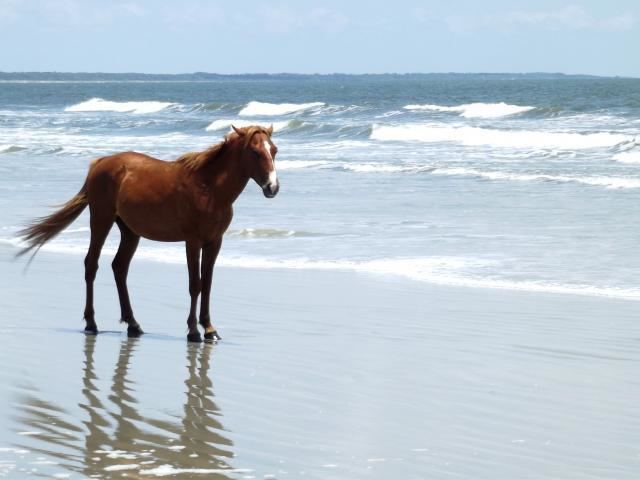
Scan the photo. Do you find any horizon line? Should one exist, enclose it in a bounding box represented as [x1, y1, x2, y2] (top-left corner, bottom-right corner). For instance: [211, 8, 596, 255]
[0, 71, 637, 79]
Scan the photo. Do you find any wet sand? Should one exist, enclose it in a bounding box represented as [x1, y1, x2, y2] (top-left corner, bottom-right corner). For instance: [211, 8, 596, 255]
[1, 244, 640, 479]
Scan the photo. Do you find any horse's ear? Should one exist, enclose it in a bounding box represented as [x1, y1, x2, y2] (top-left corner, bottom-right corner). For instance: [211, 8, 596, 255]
[267, 124, 274, 136]
[232, 125, 245, 136]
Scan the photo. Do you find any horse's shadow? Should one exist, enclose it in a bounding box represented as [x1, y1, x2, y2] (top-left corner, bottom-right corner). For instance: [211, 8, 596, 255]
[13, 336, 236, 478]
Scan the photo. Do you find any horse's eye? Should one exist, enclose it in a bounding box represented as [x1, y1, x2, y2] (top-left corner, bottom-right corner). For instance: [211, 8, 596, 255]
[251, 149, 260, 159]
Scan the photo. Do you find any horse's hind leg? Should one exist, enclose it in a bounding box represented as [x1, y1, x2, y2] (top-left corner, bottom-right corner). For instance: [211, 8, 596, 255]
[112, 218, 142, 337]
[84, 213, 114, 334]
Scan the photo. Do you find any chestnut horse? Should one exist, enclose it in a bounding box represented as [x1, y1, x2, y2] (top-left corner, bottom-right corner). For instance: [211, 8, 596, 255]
[18, 125, 279, 343]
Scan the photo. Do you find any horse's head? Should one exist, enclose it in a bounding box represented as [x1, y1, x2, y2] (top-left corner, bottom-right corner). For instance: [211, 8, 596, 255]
[232, 125, 279, 198]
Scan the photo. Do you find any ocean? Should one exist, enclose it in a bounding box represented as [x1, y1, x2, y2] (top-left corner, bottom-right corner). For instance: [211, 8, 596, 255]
[2, 73, 640, 479]
[2, 72, 640, 299]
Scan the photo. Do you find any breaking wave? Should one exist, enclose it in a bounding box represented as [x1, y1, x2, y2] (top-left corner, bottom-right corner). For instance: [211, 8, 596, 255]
[239, 101, 324, 116]
[277, 160, 333, 170]
[65, 98, 175, 114]
[613, 150, 640, 164]
[0, 145, 25, 154]
[205, 119, 290, 132]
[404, 102, 535, 118]
[371, 124, 632, 149]
[431, 167, 640, 189]
[275, 160, 640, 189]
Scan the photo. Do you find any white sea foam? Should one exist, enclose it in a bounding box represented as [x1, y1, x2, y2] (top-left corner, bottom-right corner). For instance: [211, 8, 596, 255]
[613, 151, 640, 164]
[65, 98, 174, 114]
[106, 452, 137, 460]
[5, 237, 640, 301]
[94, 450, 138, 460]
[239, 101, 324, 116]
[219, 256, 640, 301]
[205, 119, 289, 132]
[276, 159, 429, 173]
[276, 160, 332, 170]
[104, 464, 139, 471]
[371, 124, 631, 149]
[342, 163, 423, 173]
[130, 251, 640, 300]
[404, 102, 535, 118]
[255, 158, 640, 183]
[226, 228, 298, 238]
[61, 227, 90, 234]
[0, 144, 25, 154]
[0, 448, 28, 454]
[432, 167, 640, 189]
[0, 128, 197, 157]
[139, 465, 252, 476]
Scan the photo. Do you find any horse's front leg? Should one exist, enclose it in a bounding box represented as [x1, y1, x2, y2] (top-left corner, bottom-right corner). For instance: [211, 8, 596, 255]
[185, 241, 203, 343]
[199, 238, 223, 342]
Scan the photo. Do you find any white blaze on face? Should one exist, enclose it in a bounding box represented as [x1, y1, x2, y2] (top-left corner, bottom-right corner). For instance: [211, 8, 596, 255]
[264, 140, 277, 185]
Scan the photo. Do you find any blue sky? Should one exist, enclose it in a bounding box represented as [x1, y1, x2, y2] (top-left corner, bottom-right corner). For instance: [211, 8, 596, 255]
[0, 0, 638, 76]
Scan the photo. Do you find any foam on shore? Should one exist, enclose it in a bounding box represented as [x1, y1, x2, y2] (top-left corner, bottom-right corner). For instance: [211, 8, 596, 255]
[4, 237, 640, 301]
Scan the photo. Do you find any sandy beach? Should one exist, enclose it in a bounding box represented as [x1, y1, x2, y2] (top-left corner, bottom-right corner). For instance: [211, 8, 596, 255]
[1, 244, 639, 479]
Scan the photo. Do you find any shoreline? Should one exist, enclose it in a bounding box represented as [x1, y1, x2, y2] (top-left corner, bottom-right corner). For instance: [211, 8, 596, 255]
[3, 240, 640, 304]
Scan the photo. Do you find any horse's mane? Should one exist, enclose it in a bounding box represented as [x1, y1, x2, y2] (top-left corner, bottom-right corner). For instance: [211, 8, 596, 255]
[175, 126, 272, 172]
[175, 140, 227, 172]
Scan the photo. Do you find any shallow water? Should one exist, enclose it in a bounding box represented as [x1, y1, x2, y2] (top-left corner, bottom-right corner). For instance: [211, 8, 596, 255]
[1, 73, 640, 299]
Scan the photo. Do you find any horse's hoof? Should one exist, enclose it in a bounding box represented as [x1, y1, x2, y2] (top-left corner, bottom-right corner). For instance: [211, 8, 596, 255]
[204, 331, 221, 343]
[127, 325, 144, 338]
[187, 332, 202, 343]
[84, 327, 98, 335]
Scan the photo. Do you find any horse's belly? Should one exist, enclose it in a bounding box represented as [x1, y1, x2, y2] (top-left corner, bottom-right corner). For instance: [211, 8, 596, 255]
[120, 211, 185, 241]
[117, 196, 186, 241]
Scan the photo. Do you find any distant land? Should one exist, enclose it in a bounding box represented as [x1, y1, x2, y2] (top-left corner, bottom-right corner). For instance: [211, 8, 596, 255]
[0, 72, 629, 82]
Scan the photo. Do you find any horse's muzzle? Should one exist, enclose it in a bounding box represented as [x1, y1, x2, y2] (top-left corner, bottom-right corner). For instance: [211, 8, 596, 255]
[262, 181, 280, 198]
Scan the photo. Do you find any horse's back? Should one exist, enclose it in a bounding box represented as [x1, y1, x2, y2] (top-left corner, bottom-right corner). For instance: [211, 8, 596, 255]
[87, 151, 174, 195]
[89, 151, 167, 179]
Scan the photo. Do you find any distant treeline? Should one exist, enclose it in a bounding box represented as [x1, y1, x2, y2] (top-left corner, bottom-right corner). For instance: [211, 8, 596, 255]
[0, 72, 610, 81]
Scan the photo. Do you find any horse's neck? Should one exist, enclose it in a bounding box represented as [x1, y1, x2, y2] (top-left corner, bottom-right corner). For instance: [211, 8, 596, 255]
[197, 144, 249, 205]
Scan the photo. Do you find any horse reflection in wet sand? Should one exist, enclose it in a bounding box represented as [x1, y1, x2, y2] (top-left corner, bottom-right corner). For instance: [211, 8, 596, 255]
[18, 126, 279, 342]
[13, 337, 237, 478]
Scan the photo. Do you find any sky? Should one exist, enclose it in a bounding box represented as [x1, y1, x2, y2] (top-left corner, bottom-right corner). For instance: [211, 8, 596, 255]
[0, 0, 639, 76]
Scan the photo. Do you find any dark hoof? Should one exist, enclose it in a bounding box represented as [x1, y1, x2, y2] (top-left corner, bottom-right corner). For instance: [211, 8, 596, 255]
[187, 332, 203, 343]
[84, 326, 98, 335]
[204, 331, 221, 343]
[127, 325, 144, 338]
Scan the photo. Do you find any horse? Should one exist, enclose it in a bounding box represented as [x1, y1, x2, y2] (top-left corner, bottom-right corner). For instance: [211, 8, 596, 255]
[18, 125, 279, 343]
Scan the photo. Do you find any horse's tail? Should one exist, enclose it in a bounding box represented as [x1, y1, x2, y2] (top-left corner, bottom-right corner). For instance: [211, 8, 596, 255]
[16, 181, 89, 259]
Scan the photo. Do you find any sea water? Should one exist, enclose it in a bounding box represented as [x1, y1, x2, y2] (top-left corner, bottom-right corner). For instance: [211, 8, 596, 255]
[1, 72, 640, 299]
